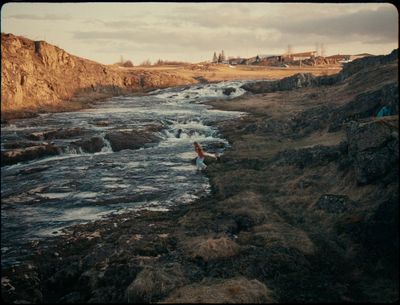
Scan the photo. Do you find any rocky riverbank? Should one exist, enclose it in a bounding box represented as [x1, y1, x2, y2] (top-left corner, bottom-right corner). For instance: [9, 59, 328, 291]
[1, 33, 197, 122]
[2, 51, 398, 303]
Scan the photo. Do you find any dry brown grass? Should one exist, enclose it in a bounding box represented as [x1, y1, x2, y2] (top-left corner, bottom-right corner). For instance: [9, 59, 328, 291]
[182, 234, 240, 261]
[126, 64, 341, 82]
[216, 191, 267, 225]
[251, 223, 316, 255]
[125, 264, 187, 303]
[161, 276, 276, 303]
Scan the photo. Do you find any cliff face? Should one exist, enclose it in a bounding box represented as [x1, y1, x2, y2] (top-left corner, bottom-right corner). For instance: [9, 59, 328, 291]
[1, 33, 196, 118]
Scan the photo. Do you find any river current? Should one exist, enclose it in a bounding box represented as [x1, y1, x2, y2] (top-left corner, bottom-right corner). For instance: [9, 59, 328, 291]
[1, 80, 248, 266]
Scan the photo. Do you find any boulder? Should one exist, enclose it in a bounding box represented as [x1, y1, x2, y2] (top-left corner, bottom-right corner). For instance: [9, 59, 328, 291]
[346, 118, 398, 184]
[91, 119, 111, 127]
[222, 87, 236, 96]
[1, 144, 60, 166]
[278, 73, 317, 91]
[241, 73, 317, 94]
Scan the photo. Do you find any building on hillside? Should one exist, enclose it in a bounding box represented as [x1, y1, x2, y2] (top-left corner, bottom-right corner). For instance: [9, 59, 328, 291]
[228, 58, 245, 65]
[326, 54, 351, 63]
[265, 55, 283, 65]
[326, 53, 371, 63]
[243, 56, 258, 65]
[282, 51, 317, 62]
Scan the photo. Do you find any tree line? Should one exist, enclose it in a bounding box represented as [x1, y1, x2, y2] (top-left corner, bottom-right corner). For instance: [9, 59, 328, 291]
[212, 50, 226, 63]
[116, 57, 191, 67]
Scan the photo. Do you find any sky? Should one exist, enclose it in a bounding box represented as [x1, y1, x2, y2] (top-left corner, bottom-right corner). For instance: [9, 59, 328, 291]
[1, 2, 398, 65]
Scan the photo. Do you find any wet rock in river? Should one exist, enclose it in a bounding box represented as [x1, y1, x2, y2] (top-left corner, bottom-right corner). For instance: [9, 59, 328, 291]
[26, 127, 88, 141]
[71, 136, 105, 153]
[1, 144, 60, 166]
[2, 141, 43, 149]
[91, 119, 111, 127]
[223, 87, 236, 96]
[105, 130, 161, 152]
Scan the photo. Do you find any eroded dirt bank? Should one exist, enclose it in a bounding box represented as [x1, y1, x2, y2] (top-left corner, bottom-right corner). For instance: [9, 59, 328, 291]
[1, 52, 398, 303]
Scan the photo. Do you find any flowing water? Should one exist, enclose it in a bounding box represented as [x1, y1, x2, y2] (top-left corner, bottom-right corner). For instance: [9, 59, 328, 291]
[1, 80, 249, 266]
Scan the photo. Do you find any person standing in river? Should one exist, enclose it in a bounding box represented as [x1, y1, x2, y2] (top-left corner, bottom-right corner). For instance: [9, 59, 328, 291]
[194, 141, 217, 171]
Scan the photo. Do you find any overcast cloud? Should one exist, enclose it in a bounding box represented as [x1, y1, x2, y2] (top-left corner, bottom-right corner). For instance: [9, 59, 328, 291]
[1, 2, 398, 64]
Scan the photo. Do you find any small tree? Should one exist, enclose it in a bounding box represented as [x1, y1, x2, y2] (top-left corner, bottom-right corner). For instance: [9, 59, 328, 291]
[221, 50, 226, 62]
[212, 52, 218, 63]
[122, 60, 134, 67]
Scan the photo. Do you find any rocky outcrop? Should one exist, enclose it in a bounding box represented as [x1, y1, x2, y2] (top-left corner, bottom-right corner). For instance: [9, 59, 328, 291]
[241, 73, 318, 94]
[273, 142, 347, 169]
[339, 49, 399, 81]
[346, 117, 398, 184]
[328, 82, 398, 132]
[1, 33, 196, 119]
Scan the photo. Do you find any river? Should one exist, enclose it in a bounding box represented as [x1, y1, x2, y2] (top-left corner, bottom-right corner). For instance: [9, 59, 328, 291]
[1, 80, 248, 266]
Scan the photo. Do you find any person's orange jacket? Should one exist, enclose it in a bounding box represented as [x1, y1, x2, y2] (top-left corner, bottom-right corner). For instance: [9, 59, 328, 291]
[195, 145, 205, 158]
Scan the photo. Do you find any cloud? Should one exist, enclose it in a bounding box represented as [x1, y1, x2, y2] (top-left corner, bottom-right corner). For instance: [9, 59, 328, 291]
[72, 27, 281, 53]
[6, 13, 72, 21]
[276, 6, 398, 42]
[160, 4, 398, 44]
